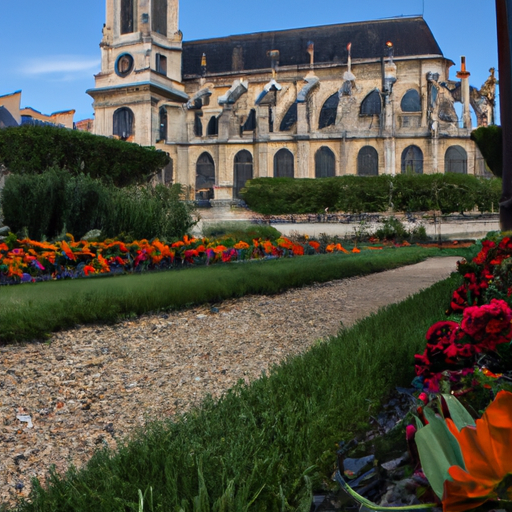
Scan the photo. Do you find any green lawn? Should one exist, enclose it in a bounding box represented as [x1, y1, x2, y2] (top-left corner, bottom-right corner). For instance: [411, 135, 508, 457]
[0, 246, 474, 343]
[11, 272, 463, 511]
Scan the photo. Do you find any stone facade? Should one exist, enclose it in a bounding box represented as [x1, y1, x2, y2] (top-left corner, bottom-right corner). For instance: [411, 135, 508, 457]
[88, 1, 494, 203]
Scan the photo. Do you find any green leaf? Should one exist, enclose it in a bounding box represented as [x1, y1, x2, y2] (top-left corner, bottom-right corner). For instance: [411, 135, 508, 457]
[441, 394, 476, 430]
[415, 410, 466, 499]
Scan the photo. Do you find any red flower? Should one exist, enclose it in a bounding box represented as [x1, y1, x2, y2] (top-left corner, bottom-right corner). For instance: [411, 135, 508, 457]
[461, 299, 512, 342]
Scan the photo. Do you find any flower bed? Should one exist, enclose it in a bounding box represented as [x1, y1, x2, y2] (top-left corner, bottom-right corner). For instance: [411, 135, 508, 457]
[413, 233, 512, 397]
[0, 233, 384, 285]
[406, 233, 512, 512]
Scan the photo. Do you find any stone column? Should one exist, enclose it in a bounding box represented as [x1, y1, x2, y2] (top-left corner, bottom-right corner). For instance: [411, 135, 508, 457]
[297, 140, 310, 178]
[384, 138, 396, 175]
[255, 143, 269, 178]
[297, 102, 308, 136]
[176, 146, 190, 189]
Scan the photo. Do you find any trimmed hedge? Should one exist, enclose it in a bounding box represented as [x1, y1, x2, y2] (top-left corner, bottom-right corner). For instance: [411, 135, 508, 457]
[1, 168, 195, 241]
[241, 174, 501, 215]
[0, 125, 169, 187]
[471, 125, 502, 178]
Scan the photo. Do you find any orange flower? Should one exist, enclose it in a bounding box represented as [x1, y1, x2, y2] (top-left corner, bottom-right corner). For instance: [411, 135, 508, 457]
[234, 241, 250, 250]
[352, 247, 361, 253]
[83, 265, 96, 276]
[335, 243, 349, 253]
[263, 241, 274, 254]
[442, 390, 512, 512]
[292, 244, 304, 256]
[60, 240, 76, 261]
[308, 241, 320, 251]
[213, 245, 228, 254]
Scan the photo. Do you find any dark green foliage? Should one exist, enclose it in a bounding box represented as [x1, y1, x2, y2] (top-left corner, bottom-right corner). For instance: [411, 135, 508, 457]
[241, 174, 501, 215]
[11, 270, 464, 511]
[0, 125, 169, 186]
[0, 168, 69, 240]
[471, 125, 503, 178]
[101, 182, 196, 241]
[1, 169, 195, 241]
[201, 222, 281, 243]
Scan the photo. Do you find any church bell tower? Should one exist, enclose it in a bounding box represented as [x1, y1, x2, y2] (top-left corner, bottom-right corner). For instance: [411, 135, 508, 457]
[88, 0, 187, 146]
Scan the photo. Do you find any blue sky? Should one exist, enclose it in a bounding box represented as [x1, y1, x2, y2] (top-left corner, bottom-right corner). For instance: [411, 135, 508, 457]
[0, 0, 498, 122]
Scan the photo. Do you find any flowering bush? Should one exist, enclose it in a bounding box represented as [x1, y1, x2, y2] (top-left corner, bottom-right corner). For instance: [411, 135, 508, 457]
[409, 233, 512, 510]
[0, 232, 372, 285]
[413, 234, 512, 394]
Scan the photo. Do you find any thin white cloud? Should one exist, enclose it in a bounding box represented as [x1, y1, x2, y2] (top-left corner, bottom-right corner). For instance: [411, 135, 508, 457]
[20, 56, 100, 76]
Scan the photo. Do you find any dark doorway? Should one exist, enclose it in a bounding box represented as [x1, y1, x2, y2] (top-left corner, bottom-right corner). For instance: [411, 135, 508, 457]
[445, 145, 468, 174]
[401, 145, 423, 174]
[315, 147, 336, 177]
[274, 149, 294, 178]
[113, 107, 134, 140]
[196, 152, 215, 201]
[357, 146, 379, 176]
[234, 150, 253, 199]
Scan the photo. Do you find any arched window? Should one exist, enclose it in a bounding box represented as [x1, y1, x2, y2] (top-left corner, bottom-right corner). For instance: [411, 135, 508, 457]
[196, 152, 215, 200]
[207, 116, 218, 136]
[357, 146, 379, 176]
[280, 103, 297, 131]
[445, 146, 468, 174]
[121, 0, 135, 34]
[152, 0, 167, 35]
[360, 90, 382, 116]
[274, 148, 294, 178]
[315, 147, 336, 178]
[234, 150, 253, 199]
[401, 145, 423, 174]
[194, 113, 203, 137]
[159, 107, 167, 142]
[401, 90, 421, 112]
[242, 109, 256, 132]
[113, 107, 134, 140]
[318, 93, 339, 129]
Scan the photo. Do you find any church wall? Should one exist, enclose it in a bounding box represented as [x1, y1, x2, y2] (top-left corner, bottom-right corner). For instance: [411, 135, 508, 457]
[90, 1, 493, 202]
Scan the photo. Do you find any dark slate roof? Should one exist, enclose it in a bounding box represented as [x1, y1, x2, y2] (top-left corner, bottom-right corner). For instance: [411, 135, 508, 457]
[182, 17, 443, 77]
[0, 106, 18, 128]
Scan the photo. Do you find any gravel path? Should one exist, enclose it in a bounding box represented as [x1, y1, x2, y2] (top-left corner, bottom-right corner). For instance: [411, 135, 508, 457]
[0, 257, 461, 506]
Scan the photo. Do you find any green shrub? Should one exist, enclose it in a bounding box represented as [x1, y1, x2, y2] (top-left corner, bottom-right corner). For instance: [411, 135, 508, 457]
[0, 125, 169, 186]
[0, 167, 69, 239]
[1, 169, 195, 240]
[374, 217, 408, 240]
[241, 174, 501, 215]
[102, 183, 196, 241]
[201, 222, 281, 243]
[471, 125, 502, 178]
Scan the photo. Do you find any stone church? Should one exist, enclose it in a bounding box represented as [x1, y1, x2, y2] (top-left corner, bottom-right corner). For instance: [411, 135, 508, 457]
[87, 0, 496, 203]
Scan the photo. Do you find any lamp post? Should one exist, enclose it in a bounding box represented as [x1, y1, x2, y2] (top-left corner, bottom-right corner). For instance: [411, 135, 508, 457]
[497, 0, 512, 230]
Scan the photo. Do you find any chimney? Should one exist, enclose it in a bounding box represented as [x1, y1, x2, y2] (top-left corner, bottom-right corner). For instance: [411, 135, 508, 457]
[456, 56, 472, 129]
